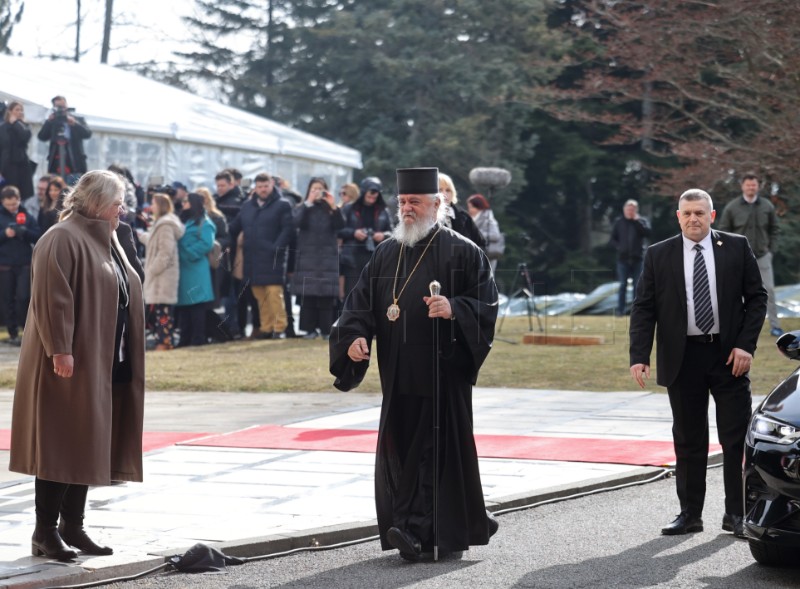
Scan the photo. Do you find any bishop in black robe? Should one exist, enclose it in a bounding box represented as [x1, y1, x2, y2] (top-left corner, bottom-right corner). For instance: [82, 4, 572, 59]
[330, 219, 498, 557]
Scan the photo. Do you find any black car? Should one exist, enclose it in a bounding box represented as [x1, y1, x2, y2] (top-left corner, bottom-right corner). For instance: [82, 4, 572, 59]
[744, 331, 800, 566]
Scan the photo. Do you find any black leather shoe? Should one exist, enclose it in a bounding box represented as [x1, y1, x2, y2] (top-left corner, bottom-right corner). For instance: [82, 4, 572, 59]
[387, 527, 421, 559]
[413, 549, 463, 561]
[58, 520, 113, 555]
[661, 512, 703, 535]
[722, 513, 746, 538]
[31, 524, 78, 561]
[487, 510, 499, 538]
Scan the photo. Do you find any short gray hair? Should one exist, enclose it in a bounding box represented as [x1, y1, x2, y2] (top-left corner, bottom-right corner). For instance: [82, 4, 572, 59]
[678, 188, 713, 211]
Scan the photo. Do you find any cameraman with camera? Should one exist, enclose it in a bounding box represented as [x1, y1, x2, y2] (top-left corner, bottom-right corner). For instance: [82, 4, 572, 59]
[37, 96, 92, 182]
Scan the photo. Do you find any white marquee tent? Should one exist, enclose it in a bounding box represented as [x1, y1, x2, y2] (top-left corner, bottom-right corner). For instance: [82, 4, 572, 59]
[0, 55, 362, 193]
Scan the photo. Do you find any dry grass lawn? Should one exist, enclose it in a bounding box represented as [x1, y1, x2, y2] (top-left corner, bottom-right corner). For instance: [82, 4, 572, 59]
[0, 315, 796, 395]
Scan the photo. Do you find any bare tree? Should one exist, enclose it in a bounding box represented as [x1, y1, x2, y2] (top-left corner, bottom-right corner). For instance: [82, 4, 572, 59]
[101, 0, 114, 63]
[74, 0, 81, 61]
[538, 0, 800, 195]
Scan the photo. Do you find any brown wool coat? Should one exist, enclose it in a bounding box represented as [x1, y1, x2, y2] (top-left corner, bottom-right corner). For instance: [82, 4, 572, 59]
[9, 213, 146, 485]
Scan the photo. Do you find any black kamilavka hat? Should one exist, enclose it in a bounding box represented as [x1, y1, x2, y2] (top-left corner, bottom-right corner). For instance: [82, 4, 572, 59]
[396, 167, 439, 195]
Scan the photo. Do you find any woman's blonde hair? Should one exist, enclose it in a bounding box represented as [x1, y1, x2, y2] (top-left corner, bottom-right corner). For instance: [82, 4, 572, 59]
[438, 172, 457, 204]
[195, 186, 223, 217]
[340, 183, 359, 205]
[151, 193, 174, 220]
[59, 170, 125, 222]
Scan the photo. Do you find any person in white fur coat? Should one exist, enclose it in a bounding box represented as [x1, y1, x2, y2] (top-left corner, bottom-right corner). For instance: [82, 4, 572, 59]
[140, 192, 185, 350]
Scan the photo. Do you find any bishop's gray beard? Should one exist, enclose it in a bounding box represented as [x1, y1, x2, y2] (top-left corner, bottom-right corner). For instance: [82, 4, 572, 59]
[394, 210, 437, 246]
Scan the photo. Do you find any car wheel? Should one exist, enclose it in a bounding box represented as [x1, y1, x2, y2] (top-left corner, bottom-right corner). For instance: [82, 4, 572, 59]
[748, 539, 795, 566]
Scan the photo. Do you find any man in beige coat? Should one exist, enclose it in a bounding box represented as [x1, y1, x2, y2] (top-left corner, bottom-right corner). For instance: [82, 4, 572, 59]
[9, 170, 145, 560]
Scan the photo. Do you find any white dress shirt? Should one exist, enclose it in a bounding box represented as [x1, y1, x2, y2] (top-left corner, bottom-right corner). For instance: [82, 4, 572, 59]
[682, 232, 720, 336]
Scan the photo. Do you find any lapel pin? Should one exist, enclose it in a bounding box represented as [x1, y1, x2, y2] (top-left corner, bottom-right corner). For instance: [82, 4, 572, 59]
[716, 240, 722, 246]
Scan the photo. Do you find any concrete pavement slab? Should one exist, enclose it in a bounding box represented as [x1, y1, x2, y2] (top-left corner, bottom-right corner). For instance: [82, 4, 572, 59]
[0, 388, 738, 588]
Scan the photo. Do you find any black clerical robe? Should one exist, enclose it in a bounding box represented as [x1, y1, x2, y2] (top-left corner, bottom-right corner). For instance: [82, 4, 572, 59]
[330, 224, 498, 552]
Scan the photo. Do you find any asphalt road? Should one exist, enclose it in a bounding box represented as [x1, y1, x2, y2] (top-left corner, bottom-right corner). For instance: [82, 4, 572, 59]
[104, 468, 798, 589]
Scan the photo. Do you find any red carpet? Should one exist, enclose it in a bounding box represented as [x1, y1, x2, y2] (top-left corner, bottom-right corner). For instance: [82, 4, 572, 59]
[0, 430, 207, 454]
[1, 427, 723, 466]
[180, 425, 722, 467]
[142, 432, 210, 453]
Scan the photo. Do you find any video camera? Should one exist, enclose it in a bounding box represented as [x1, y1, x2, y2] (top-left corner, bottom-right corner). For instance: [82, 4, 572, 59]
[52, 106, 76, 133]
[145, 176, 176, 200]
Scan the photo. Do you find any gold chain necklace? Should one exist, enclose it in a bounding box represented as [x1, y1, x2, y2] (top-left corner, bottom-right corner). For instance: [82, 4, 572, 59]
[387, 226, 442, 322]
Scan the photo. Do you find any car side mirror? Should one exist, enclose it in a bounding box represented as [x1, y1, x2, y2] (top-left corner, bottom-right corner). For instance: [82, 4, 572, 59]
[777, 331, 800, 360]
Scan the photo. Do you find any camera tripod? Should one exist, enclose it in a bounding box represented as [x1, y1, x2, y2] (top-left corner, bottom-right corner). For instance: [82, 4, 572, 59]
[496, 262, 543, 343]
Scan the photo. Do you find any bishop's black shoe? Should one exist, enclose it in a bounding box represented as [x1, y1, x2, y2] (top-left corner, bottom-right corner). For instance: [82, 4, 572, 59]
[387, 527, 421, 561]
[722, 513, 746, 539]
[661, 512, 703, 535]
[487, 510, 499, 538]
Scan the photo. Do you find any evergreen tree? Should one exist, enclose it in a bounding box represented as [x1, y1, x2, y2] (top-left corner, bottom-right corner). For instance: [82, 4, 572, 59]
[261, 0, 565, 213]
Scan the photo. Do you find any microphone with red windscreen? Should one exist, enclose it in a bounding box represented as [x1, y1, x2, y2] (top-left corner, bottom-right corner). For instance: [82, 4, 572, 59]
[15, 212, 26, 226]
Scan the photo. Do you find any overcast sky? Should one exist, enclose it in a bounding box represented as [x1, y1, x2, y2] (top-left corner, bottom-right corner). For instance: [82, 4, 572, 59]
[10, 0, 194, 66]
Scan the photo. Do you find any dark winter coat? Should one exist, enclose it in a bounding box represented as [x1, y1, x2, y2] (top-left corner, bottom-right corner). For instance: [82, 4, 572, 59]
[229, 189, 294, 286]
[37, 114, 92, 175]
[216, 187, 245, 225]
[293, 200, 345, 299]
[0, 120, 35, 198]
[610, 215, 651, 263]
[446, 204, 486, 250]
[338, 195, 393, 274]
[0, 205, 41, 266]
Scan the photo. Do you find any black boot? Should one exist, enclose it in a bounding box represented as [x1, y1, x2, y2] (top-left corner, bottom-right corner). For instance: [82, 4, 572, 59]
[59, 484, 113, 556]
[33, 478, 77, 560]
[32, 523, 77, 560]
[58, 518, 113, 556]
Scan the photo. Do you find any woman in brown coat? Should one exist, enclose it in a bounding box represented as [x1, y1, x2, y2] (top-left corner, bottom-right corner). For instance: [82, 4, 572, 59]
[9, 170, 145, 560]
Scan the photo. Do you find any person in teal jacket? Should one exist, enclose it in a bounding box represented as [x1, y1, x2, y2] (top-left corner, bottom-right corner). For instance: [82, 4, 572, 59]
[176, 192, 216, 346]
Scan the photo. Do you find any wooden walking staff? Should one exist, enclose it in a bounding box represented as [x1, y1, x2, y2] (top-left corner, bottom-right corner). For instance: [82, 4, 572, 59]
[429, 279, 441, 561]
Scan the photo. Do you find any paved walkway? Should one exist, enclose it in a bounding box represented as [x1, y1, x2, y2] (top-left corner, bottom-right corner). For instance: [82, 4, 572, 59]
[0, 388, 728, 589]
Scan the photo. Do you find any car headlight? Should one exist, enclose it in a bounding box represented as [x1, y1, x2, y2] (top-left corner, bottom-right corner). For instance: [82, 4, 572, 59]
[749, 414, 800, 445]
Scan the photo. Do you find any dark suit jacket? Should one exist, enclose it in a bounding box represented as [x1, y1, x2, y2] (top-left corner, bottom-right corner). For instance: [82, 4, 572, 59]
[629, 230, 767, 387]
[115, 222, 145, 284]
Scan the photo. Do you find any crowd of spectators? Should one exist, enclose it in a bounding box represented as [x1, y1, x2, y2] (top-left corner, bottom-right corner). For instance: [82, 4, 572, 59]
[0, 97, 507, 348]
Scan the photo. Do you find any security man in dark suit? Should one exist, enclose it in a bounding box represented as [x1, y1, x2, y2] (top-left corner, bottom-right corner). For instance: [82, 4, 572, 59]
[37, 96, 92, 180]
[629, 188, 767, 538]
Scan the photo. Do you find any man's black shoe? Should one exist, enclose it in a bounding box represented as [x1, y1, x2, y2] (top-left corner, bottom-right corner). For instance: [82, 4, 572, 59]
[487, 510, 499, 538]
[661, 512, 703, 535]
[387, 527, 421, 558]
[722, 513, 746, 538]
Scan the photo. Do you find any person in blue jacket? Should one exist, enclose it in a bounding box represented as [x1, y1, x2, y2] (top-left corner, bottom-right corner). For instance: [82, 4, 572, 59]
[176, 192, 215, 346]
[0, 185, 41, 345]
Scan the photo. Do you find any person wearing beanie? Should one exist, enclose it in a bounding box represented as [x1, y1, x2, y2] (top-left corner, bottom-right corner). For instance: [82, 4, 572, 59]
[337, 176, 393, 300]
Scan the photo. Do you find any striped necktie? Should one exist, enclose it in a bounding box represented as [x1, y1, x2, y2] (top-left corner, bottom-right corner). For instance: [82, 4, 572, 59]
[693, 244, 714, 333]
